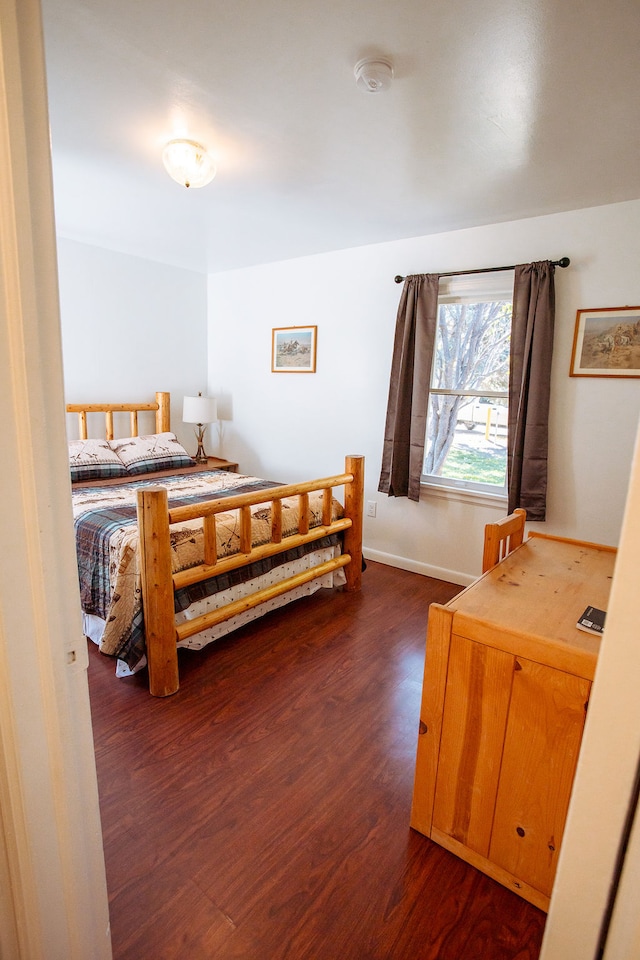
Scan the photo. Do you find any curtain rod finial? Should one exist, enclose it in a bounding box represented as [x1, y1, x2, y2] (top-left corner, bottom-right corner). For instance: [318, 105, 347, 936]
[394, 275, 405, 283]
[557, 257, 570, 268]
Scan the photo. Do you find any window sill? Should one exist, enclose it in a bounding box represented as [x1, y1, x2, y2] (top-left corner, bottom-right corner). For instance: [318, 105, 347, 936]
[421, 481, 508, 509]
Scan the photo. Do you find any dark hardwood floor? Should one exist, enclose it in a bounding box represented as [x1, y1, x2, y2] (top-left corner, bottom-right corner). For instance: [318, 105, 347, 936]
[88, 560, 546, 960]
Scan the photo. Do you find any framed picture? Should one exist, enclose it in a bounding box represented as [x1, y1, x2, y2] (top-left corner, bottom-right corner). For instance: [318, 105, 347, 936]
[271, 326, 317, 373]
[570, 306, 640, 378]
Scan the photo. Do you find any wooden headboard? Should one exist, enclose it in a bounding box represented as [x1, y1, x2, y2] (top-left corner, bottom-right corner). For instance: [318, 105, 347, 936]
[66, 391, 171, 441]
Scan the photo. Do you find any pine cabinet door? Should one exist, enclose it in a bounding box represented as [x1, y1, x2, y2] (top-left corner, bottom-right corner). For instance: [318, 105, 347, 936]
[432, 634, 513, 855]
[488, 657, 590, 897]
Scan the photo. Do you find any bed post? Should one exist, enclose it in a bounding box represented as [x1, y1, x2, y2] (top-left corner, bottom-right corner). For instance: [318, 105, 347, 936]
[343, 455, 364, 592]
[156, 391, 171, 433]
[137, 486, 179, 696]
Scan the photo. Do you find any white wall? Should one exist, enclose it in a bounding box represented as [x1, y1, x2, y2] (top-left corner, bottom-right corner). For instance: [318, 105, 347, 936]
[540, 408, 640, 959]
[208, 200, 640, 583]
[57, 238, 209, 451]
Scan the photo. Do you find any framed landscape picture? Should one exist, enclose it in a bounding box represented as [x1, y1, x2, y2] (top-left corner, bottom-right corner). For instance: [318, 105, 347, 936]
[570, 306, 640, 377]
[272, 326, 317, 373]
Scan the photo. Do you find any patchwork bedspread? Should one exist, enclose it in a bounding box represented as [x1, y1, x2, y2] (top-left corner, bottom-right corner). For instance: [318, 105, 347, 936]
[72, 470, 343, 671]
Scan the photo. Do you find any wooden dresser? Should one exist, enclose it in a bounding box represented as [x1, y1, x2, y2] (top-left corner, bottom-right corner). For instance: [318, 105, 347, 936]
[411, 533, 616, 911]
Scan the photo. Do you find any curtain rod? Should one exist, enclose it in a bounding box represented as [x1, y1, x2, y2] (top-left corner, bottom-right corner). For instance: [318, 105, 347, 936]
[394, 256, 570, 283]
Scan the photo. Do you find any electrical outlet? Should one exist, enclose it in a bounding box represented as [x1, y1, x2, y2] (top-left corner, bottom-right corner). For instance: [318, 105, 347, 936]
[366, 500, 377, 518]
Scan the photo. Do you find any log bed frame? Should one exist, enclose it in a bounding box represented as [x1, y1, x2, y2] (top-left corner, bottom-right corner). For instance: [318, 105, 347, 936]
[67, 392, 364, 697]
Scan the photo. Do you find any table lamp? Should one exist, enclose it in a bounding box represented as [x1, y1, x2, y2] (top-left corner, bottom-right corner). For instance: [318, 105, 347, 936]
[182, 393, 218, 463]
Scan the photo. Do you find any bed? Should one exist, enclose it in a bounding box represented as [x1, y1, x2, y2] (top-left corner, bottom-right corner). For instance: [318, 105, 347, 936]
[67, 392, 364, 696]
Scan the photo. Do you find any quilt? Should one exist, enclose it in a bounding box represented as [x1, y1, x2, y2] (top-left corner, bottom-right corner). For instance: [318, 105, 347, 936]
[72, 470, 343, 672]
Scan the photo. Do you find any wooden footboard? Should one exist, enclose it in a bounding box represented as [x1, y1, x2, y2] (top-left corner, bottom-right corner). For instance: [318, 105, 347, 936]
[137, 455, 365, 696]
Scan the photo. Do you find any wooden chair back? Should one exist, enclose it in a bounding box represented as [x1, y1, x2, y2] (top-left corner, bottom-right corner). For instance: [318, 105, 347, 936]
[482, 508, 527, 572]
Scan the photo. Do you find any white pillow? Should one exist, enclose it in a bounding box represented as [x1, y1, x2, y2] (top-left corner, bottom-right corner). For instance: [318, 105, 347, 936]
[69, 438, 128, 483]
[110, 433, 195, 476]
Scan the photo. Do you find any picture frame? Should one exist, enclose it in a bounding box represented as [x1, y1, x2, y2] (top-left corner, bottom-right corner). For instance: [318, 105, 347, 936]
[569, 306, 640, 378]
[271, 325, 317, 373]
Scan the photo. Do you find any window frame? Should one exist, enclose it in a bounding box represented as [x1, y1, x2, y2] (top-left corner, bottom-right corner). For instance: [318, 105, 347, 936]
[421, 271, 514, 499]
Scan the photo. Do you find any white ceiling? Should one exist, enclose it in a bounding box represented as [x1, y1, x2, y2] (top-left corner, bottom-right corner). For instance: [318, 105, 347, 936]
[41, 0, 640, 275]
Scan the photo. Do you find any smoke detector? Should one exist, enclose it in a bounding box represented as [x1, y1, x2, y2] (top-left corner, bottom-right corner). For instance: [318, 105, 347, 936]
[354, 57, 394, 93]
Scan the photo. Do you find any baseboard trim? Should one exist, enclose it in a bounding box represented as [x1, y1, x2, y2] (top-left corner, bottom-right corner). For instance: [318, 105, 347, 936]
[362, 548, 474, 587]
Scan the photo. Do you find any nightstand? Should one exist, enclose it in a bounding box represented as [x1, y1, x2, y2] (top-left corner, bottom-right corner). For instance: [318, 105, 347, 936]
[206, 456, 238, 473]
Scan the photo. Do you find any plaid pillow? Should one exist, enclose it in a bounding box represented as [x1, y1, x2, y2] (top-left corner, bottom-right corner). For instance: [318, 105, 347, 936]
[69, 439, 128, 483]
[110, 432, 195, 476]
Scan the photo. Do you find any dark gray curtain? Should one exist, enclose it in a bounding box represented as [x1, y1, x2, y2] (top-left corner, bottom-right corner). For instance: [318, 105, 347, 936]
[378, 274, 439, 501]
[508, 261, 556, 521]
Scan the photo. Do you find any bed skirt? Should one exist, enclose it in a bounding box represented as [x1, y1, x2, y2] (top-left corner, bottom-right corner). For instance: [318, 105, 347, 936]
[85, 542, 346, 676]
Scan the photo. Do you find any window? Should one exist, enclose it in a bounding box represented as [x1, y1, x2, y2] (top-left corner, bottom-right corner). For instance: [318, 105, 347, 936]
[422, 274, 513, 495]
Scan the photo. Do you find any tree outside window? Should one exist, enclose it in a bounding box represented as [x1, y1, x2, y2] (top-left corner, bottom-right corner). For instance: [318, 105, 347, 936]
[423, 296, 512, 492]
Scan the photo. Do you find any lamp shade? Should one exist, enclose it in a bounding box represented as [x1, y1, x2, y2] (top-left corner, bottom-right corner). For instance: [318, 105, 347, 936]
[183, 395, 217, 424]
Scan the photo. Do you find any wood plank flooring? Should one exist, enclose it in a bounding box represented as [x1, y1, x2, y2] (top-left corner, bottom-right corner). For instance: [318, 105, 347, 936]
[88, 560, 546, 960]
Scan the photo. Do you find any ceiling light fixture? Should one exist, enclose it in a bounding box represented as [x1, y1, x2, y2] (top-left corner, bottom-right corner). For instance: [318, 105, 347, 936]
[162, 139, 216, 188]
[354, 57, 394, 94]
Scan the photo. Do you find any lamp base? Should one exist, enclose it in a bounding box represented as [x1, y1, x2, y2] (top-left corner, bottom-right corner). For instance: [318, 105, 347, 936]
[194, 424, 208, 463]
